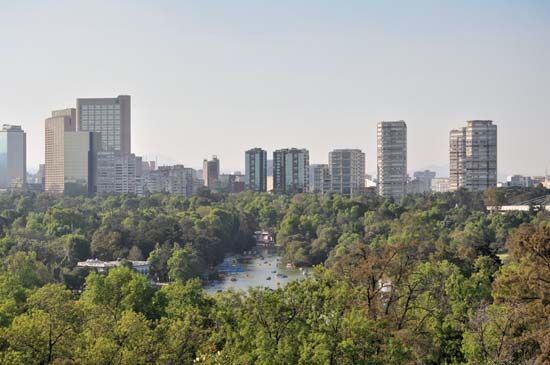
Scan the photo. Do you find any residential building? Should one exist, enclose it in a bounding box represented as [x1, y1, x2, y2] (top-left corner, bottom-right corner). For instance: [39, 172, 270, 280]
[144, 165, 200, 197]
[213, 173, 245, 193]
[76, 95, 131, 153]
[273, 148, 309, 193]
[449, 120, 497, 192]
[245, 148, 267, 192]
[45, 109, 76, 193]
[431, 177, 450, 192]
[329, 149, 365, 197]
[0, 124, 26, 189]
[309, 164, 331, 194]
[97, 152, 144, 195]
[377, 121, 407, 200]
[202, 156, 220, 187]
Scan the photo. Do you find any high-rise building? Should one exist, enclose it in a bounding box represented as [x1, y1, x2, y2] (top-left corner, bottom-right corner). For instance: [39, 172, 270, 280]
[63, 132, 99, 195]
[202, 156, 220, 187]
[329, 149, 365, 197]
[273, 148, 309, 193]
[76, 95, 131, 153]
[45, 109, 76, 193]
[377, 121, 407, 200]
[97, 152, 143, 195]
[309, 164, 331, 194]
[449, 120, 497, 192]
[245, 148, 267, 192]
[449, 128, 466, 191]
[0, 124, 26, 189]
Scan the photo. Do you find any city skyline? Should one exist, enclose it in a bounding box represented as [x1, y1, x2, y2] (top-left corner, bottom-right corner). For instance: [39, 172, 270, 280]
[1, 1, 549, 177]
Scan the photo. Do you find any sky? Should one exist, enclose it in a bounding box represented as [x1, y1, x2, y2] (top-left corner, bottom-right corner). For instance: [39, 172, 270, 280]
[0, 0, 549, 178]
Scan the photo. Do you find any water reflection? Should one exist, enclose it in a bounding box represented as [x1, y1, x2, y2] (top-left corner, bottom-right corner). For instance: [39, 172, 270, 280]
[204, 247, 304, 293]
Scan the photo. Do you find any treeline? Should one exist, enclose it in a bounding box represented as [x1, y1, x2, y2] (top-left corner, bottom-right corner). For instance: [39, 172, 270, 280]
[0, 188, 548, 364]
[0, 190, 289, 288]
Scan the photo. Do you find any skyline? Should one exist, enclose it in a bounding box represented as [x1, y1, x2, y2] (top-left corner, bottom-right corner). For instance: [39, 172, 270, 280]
[1, 1, 549, 177]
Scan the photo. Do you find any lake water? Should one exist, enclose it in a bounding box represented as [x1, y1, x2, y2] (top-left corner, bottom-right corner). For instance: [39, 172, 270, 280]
[204, 247, 305, 293]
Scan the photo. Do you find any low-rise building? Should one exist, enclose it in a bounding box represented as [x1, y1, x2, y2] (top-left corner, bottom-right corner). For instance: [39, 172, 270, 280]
[431, 177, 450, 192]
[77, 259, 149, 275]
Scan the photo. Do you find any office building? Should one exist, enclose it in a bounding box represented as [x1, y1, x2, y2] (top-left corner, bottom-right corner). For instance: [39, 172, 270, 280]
[63, 132, 99, 195]
[97, 152, 143, 195]
[45, 109, 76, 193]
[245, 148, 267, 192]
[449, 120, 497, 192]
[504, 175, 533, 188]
[273, 148, 309, 193]
[76, 95, 131, 153]
[202, 156, 220, 187]
[413, 170, 436, 190]
[309, 164, 331, 194]
[0, 124, 26, 189]
[377, 121, 407, 200]
[329, 149, 365, 197]
[407, 178, 430, 194]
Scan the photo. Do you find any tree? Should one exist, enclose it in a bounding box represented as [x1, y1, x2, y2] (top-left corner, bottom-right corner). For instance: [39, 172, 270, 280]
[4, 284, 81, 364]
[167, 246, 204, 282]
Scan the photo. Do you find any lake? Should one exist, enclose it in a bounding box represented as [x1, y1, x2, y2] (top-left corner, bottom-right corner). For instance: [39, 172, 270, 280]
[204, 246, 306, 294]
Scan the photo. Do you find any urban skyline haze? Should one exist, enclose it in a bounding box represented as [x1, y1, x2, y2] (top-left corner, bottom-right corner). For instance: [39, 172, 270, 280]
[1, 0, 549, 177]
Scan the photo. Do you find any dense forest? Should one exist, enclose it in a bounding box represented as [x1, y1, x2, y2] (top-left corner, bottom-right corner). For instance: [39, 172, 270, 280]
[0, 187, 548, 364]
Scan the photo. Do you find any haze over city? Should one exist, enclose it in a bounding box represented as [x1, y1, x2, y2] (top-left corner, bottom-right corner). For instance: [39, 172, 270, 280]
[1, 0, 549, 177]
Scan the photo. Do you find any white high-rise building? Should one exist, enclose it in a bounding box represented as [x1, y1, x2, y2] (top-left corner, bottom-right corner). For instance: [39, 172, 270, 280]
[377, 121, 407, 200]
[0, 124, 26, 189]
[449, 120, 497, 192]
[328, 149, 365, 197]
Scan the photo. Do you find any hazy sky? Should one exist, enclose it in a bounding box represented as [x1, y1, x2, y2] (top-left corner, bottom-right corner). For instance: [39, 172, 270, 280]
[1, 0, 549, 178]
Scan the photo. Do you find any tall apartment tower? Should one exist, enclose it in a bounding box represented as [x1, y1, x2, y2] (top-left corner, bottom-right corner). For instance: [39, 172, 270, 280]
[0, 124, 26, 189]
[273, 148, 309, 193]
[202, 156, 220, 187]
[449, 128, 466, 191]
[329, 149, 365, 197]
[45, 109, 76, 193]
[76, 95, 131, 153]
[309, 164, 331, 194]
[245, 148, 267, 192]
[377, 121, 407, 200]
[449, 120, 497, 192]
